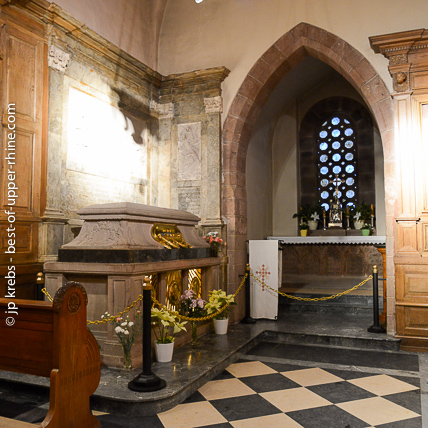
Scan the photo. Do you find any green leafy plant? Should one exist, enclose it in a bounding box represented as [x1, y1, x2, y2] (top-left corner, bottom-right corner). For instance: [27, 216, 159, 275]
[361, 223, 371, 230]
[299, 222, 309, 230]
[351, 203, 373, 222]
[293, 205, 311, 222]
[151, 307, 187, 344]
[205, 289, 236, 320]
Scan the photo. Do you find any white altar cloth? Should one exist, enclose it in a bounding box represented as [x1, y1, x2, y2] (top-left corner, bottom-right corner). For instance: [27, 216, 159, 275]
[249, 240, 281, 320]
[267, 236, 386, 245]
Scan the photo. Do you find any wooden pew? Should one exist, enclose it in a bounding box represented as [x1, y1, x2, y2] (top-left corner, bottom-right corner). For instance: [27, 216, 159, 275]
[0, 282, 101, 428]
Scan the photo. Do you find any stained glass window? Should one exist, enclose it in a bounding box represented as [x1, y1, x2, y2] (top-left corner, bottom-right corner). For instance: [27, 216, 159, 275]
[316, 114, 358, 209]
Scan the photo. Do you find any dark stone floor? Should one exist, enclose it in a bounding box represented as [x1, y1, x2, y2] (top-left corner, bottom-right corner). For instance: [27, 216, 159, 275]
[1, 310, 427, 427]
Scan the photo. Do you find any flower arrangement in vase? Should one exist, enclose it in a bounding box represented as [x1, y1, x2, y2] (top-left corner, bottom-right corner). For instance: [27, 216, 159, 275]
[151, 307, 187, 362]
[361, 223, 371, 236]
[351, 203, 373, 229]
[299, 222, 309, 236]
[101, 310, 142, 369]
[179, 289, 206, 345]
[205, 289, 236, 335]
[203, 231, 226, 257]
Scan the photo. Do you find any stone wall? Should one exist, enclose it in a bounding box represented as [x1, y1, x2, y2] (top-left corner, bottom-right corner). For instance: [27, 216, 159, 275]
[36, 3, 229, 262]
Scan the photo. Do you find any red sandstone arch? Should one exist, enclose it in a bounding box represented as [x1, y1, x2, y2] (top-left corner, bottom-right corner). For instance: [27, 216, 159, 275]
[222, 22, 394, 307]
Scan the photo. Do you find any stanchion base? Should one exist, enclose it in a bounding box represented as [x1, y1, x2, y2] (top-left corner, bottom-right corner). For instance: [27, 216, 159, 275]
[241, 317, 256, 324]
[368, 325, 386, 333]
[128, 372, 167, 392]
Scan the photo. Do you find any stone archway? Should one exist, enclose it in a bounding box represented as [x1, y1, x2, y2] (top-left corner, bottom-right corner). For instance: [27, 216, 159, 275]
[222, 22, 395, 322]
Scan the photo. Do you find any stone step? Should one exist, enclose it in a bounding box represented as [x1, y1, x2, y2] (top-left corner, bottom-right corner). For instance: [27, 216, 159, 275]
[279, 293, 382, 314]
[262, 330, 400, 352]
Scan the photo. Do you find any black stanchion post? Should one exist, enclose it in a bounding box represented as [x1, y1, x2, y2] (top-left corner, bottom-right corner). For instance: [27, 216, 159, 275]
[128, 276, 166, 392]
[242, 264, 256, 324]
[368, 265, 386, 333]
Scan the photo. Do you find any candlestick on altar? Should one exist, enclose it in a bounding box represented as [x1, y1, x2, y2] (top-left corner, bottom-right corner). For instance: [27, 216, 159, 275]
[371, 205, 375, 231]
[323, 209, 327, 230]
[346, 214, 350, 230]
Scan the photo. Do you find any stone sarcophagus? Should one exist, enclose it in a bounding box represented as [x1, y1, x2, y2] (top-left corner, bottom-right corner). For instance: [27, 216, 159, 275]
[44, 203, 221, 368]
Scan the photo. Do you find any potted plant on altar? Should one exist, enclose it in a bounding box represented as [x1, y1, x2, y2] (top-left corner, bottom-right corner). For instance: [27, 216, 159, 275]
[351, 203, 373, 229]
[151, 307, 187, 362]
[203, 231, 226, 257]
[361, 223, 371, 236]
[179, 289, 206, 345]
[101, 310, 142, 369]
[299, 222, 309, 237]
[293, 204, 310, 223]
[308, 202, 323, 230]
[205, 289, 237, 335]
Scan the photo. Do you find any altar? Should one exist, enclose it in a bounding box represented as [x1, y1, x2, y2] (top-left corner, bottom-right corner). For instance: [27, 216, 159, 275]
[267, 235, 387, 321]
[267, 235, 385, 277]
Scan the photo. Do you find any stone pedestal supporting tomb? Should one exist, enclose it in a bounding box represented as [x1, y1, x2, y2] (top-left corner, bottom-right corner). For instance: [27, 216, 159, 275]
[44, 203, 220, 368]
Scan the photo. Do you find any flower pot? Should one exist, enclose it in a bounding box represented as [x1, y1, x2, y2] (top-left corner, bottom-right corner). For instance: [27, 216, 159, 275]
[308, 220, 318, 231]
[155, 342, 174, 363]
[213, 318, 229, 335]
[361, 229, 370, 236]
[354, 220, 364, 230]
[300, 229, 308, 237]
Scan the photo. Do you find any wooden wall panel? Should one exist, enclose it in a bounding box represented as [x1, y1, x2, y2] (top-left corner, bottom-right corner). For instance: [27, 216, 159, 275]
[396, 264, 428, 303]
[0, 20, 45, 267]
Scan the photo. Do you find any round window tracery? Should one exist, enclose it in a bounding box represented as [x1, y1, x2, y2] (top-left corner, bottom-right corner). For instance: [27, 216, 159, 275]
[316, 114, 358, 209]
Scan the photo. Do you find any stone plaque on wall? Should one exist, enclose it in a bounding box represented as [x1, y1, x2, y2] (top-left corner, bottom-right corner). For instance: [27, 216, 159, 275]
[178, 187, 201, 217]
[66, 87, 148, 184]
[177, 122, 201, 181]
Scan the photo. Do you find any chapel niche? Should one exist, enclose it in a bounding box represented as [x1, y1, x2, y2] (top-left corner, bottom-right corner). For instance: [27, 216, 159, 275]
[299, 97, 376, 211]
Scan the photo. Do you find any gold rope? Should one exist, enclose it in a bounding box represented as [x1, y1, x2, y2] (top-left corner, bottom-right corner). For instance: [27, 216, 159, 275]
[151, 273, 248, 322]
[250, 272, 373, 301]
[41, 272, 248, 324]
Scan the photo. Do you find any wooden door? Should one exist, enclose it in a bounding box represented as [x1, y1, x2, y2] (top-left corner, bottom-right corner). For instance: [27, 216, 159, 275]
[0, 9, 47, 299]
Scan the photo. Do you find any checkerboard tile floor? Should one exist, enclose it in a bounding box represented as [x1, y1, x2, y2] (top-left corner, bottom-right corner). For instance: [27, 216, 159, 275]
[0, 344, 422, 427]
[155, 359, 421, 428]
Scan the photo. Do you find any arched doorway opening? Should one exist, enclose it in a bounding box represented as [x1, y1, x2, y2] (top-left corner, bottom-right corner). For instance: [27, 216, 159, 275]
[222, 23, 395, 327]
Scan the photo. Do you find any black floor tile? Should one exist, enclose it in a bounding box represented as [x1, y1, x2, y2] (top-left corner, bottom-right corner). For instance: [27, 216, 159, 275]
[239, 372, 300, 393]
[323, 367, 381, 380]
[97, 413, 164, 428]
[210, 394, 282, 421]
[391, 375, 421, 388]
[376, 416, 422, 428]
[0, 399, 40, 418]
[213, 370, 235, 380]
[263, 361, 309, 372]
[257, 342, 420, 371]
[383, 390, 422, 415]
[182, 390, 206, 403]
[287, 404, 370, 428]
[307, 381, 376, 404]
[196, 423, 233, 428]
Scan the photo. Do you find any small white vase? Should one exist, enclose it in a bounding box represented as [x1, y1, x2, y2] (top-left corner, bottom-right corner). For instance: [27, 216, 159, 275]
[354, 220, 364, 230]
[214, 318, 229, 335]
[155, 342, 174, 362]
[308, 220, 318, 231]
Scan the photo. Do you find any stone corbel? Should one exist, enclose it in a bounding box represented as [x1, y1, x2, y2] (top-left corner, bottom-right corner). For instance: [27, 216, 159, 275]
[204, 96, 223, 114]
[150, 100, 174, 119]
[48, 44, 70, 73]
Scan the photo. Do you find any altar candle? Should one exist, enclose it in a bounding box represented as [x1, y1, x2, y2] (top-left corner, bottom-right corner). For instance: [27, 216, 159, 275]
[323, 208, 326, 216]
[346, 206, 349, 214]
[371, 204, 374, 214]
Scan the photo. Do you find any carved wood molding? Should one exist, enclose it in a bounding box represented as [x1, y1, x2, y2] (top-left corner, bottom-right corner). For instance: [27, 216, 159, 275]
[370, 29, 428, 92]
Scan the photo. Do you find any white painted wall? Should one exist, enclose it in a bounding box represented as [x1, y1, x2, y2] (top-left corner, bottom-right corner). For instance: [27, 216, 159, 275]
[53, 0, 167, 70]
[159, 0, 428, 123]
